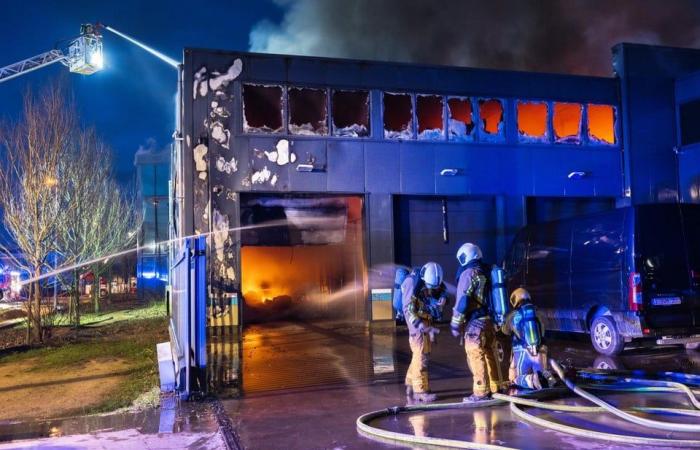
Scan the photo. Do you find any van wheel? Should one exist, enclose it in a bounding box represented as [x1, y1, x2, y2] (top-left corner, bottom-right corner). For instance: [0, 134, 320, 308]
[590, 316, 624, 356]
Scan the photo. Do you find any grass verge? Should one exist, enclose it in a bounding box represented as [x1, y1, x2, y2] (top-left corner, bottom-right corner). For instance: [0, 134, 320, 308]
[0, 302, 168, 419]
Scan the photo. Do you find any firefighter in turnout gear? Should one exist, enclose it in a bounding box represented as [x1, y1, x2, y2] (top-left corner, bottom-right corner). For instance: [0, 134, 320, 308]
[451, 243, 501, 402]
[402, 262, 446, 403]
[502, 288, 556, 390]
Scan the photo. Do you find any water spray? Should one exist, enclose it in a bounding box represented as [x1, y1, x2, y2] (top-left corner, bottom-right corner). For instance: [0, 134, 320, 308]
[20, 217, 335, 287]
[102, 25, 179, 69]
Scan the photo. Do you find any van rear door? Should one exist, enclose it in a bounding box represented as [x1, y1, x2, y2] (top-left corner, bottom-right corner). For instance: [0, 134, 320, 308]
[636, 205, 697, 330]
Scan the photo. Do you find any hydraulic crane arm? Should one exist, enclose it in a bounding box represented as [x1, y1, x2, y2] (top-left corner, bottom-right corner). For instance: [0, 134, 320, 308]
[0, 50, 67, 84]
[0, 23, 177, 85]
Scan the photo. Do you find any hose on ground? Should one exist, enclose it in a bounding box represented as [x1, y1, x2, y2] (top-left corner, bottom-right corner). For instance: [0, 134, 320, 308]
[578, 375, 700, 409]
[491, 392, 700, 417]
[357, 366, 700, 448]
[550, 359, 700, 433]
[508, 401, 700, 448]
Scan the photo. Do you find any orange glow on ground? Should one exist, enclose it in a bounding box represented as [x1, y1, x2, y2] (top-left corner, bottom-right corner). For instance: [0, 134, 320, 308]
[553, 102, 582, 142]
[479, 99, 504, 135]
[587, 104, 616, 144]
[517, 101, 548, 139]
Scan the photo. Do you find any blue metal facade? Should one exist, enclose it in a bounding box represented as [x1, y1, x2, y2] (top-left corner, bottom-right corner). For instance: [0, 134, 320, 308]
[176, 49, 623, 308]
[171, 44, 700, 394]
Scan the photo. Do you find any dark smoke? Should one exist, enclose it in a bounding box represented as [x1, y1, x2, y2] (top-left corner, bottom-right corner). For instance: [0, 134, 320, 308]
[250, 0, 700, 76]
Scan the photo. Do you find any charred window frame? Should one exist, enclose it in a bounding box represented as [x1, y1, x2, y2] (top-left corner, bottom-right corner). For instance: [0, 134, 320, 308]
[242, 83, 285, 134]
[586, 104, 617, 146]
[447, 96, 475, 142]
[516, 100, 549, 143]
[416, 94, 445, 140]
[478, 98, 505, 143]
[331, 89, 370, 137]
[288, 87, 329, 136]
[383, 92, 414, 139]
[552, 102, 583, 144]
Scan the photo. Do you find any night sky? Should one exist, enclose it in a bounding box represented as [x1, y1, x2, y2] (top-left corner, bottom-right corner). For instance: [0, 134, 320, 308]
[0, 1, 282, 184]
[3, 1, 699, 185]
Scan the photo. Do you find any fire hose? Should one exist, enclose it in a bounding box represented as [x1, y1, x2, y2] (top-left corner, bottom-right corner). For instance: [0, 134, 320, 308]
[356, 360, 700, 449]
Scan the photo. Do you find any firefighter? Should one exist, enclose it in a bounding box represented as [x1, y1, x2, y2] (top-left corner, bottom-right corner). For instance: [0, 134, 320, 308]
[450, 243, 501, 402]
[502, 288, 556, 390]
[402, 261, 446, 402]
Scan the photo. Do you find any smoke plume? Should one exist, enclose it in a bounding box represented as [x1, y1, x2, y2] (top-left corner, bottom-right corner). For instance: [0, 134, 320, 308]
[250, 0, 700, 76]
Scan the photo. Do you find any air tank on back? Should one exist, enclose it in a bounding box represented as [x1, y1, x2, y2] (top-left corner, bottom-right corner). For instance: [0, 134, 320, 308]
[490, 265, 509, 326]
[393, 267, 410, 320]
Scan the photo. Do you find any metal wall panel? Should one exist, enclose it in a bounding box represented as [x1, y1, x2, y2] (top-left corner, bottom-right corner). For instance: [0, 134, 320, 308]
[434, 145, 468, 194]
[327, 140, 365, 192]
[400, 143, 435, 194]
[287, 139, 327, 192]
[365, 142, 400, 193]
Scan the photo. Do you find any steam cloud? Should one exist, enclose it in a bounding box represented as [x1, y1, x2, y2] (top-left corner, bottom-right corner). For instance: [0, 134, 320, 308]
[250, 0, 700, 76]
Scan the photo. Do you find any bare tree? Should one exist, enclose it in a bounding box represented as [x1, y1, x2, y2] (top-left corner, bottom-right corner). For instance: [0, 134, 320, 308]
[0, 84, 75, 343]
[55, 128, 138, 322]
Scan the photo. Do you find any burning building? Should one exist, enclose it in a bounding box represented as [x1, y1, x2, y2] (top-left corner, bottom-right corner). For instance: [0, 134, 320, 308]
[170, 44, 700, 396]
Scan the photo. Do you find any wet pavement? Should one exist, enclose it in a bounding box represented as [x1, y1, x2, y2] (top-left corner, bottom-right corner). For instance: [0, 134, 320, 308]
[0, 397, 223, 449]
[221, 321, 700, 449]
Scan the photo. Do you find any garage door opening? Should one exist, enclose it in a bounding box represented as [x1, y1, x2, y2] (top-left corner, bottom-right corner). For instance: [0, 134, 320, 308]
[240, 194, 367, 324]
[239, 194, 371, 393]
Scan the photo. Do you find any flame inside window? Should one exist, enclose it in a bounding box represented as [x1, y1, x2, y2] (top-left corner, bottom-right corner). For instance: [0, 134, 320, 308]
[447, 97, 474, 140]
[517, 101, 548, 141]
[479, 99, 504, 136]
[383, 93, 413, 139]
[242, 84, 283, 133]
[553, 102, 582, 144]
[416, 95, 444, 140]
[587, 104, 616, 145]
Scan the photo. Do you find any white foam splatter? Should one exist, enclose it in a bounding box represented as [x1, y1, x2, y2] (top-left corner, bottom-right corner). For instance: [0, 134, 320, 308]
[210, 121, 230, 149]
[251, 166, 272, 184]
[193, 67, 207, 99]
[193, 144, 208, 172]
[216, 156, 238, 174]
[209, 59, 243, 91]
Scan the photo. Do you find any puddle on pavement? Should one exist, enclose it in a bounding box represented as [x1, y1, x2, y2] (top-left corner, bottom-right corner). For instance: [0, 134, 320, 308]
[0, 396, 219, 442]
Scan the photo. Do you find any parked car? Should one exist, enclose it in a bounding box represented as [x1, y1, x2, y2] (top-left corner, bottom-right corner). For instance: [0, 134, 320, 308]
[505, 204, 700, 355]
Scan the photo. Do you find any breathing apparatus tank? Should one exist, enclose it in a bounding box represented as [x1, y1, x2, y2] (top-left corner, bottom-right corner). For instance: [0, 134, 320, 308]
[393, 267, 410, 320]
[520, 303, 542, 356]
[490, 265, 509, 326]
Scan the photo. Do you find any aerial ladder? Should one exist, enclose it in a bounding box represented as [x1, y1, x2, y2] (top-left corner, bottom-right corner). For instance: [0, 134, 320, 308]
[0, 23, 178, 84]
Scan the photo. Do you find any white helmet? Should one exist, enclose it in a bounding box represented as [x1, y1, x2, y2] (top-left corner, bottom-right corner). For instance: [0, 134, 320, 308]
[456, 243, 482, 267]
[420, 262, 443, 288]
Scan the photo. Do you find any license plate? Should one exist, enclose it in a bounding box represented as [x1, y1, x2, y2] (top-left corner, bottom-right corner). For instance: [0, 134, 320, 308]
[652, 296, 682, 306]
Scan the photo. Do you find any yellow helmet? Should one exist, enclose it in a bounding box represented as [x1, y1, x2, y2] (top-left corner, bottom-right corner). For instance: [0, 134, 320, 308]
[509, 288, 531, 308]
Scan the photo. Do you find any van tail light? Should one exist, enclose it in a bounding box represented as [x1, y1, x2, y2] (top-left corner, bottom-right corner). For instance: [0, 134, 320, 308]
[628, 272, 643, 312]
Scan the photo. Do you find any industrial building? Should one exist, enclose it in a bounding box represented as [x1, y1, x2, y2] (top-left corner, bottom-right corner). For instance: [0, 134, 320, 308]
[170, 43, 700, 396]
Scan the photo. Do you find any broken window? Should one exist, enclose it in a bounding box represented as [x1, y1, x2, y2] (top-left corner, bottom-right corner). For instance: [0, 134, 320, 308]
[243, 84, 284, 133]
[478, 98, 504, 141]
[332, 90, 370, 137]
[416, 95, 444, 140]
[383, 92, 413, 139]
[517, 101, 549, 142]
[587, 104, 616, 145]
[288, 87, 328, 135]
[553, 102, 582, 144]
[447, 97, 475, 141]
